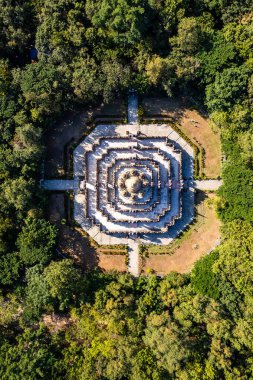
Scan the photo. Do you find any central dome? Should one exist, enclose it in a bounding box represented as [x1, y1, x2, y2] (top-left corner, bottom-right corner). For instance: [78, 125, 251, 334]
[118, 169, 150, 200]
[125, 176, 142, 193]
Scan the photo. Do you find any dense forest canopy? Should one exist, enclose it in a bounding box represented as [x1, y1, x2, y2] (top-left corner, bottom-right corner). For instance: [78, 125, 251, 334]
[0, 0, 253, 379]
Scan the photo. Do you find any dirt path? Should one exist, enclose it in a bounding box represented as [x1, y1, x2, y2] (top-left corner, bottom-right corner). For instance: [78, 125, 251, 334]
[45, 111, 88, 178]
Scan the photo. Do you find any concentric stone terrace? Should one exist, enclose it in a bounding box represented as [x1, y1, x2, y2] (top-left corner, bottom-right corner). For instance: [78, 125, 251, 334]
[73, 123, 194, 245]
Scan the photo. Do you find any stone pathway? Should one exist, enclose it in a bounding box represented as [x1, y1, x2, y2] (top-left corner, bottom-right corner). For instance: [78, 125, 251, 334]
[128, 239, 139, 276]
[128, 92, 138, 124]
[194, 180, 222, 191]
[41, 179, 75, 191]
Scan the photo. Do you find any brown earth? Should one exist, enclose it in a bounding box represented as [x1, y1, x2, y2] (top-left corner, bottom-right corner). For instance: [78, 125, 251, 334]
[45, 99, 126, 178]
[46, 189, 127, 273]
[98, 255, 127, 272]
[42, 314, 73, 333]
[142, 97, 221, 178]
[142, 192, 221, 275]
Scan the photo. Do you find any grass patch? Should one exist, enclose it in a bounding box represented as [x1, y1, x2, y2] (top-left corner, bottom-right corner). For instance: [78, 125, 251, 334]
[97, 249, 127, 255]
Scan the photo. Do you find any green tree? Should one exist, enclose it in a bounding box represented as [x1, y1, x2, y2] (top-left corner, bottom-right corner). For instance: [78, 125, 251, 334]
[35, 0, 87, 62]
[170, 16, 205, 54]
[0, 252, 20, 286]
[213, 220, 253, 301]
[0, 292, 20, 327]
[17, 218, 57, 266]
[131, 348, 166, 380]
[198, 32, 236, 84]
[0, 0, 34, 60]
[0, 59, 12, 94]
[206, 65, 249, 111]
[191, 250, 220, 299]
[148, 0, 186, 33]
[146, 55, 176, 96]
[71, 53, 101, 102]
[19, 60, 63, 121]
[99, 58, 131, 102]
[223, 21, 253, 60]
[218, 160, 253, 223]
[2, 177, 35, 213]
[86, 0, 151, 46]
[25, 264, 52, 317]
[44, 259, 85, 311]
[0, 326, 63, 379]
[238, 130, 253, 165]
[144, 312, 191, 375]
[0, 216, 14, 254]
[169, 15, 214, 83]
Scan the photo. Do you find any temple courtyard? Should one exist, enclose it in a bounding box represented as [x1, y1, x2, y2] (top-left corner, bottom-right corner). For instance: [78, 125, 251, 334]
[42, 94, 222, 276]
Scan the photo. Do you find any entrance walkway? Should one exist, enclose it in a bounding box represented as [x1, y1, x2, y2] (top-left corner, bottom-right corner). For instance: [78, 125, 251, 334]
[128, 92, 138, 124]
[194, 180, 222, 191]
[41, 179, 75, 191]
[128, 239, 139, 276]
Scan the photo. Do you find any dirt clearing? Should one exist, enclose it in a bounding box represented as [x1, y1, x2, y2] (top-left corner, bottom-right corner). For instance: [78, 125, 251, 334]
[142, 97, 221, 178]
[142, 192, 221, 275]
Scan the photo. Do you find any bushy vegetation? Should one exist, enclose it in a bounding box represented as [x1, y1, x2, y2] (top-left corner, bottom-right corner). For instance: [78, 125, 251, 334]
[0, 0, 252, 379]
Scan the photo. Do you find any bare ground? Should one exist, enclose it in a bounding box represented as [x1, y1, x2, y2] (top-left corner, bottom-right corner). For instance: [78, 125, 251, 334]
[142, 97, 221, 178]
[44, 99, 126, 178]
[141, 192, 221, 275]
[45, 111, 87, 178]
[98, 255, 127, 272]
[46, 193, 98, 270]
[46, 171, 127, 272]
[42, 314, 73, 333]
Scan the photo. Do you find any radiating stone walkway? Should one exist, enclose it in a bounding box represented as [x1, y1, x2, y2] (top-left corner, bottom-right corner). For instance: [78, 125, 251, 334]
[194, 180, 222, 191]
[128, 92, 138, 124]
[128, 239, 139, 276]
[41, 179, 222, 193]
[41, 179, 75, 191]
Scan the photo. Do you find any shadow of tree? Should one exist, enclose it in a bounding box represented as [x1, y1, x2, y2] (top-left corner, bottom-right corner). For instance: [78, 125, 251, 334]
[58, 225, 99, 271]
[46, 193, 99, 270]
[142, 96, 187, 122]
[195, 190, 208, 206]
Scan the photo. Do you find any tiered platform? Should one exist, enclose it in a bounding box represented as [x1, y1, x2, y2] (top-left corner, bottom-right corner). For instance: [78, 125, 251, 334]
[73, 123, 194, 245]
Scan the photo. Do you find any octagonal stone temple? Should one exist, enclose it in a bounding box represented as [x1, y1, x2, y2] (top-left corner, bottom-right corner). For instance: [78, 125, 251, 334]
[42, 94, 196, 275]
[73, 124, 194, 246]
